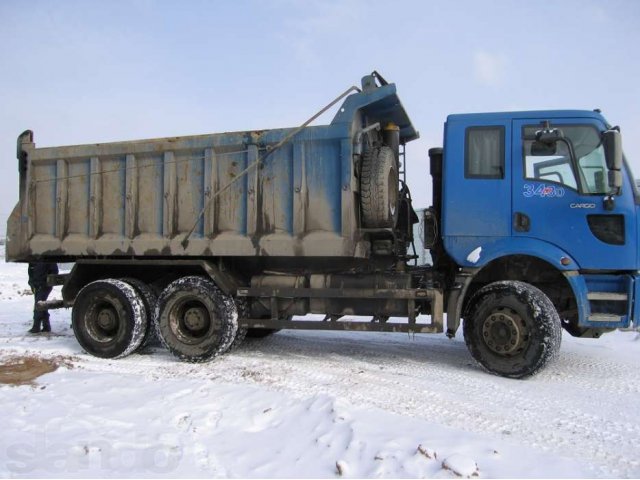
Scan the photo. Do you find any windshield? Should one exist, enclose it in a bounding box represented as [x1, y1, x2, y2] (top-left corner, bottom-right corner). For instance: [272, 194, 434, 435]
[523, 125, 610, 195]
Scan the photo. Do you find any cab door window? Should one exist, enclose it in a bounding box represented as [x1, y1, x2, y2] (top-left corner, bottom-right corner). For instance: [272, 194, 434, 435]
[523, 124, 610, 194]
[465, 126, 505, 179]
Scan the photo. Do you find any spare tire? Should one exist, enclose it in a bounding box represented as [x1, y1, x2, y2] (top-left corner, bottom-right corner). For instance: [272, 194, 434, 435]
[360, 146, 399, 228]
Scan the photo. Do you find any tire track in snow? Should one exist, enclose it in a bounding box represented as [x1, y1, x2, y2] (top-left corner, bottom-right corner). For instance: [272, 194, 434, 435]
[224, 331, 640, 478]
[3, 328, 639, 477]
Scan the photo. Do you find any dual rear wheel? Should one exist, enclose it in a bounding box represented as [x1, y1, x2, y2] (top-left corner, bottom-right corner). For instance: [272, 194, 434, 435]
[72, 279, 148, 359]
[154, 276, 238, 362]
[72, 276, 240, 362]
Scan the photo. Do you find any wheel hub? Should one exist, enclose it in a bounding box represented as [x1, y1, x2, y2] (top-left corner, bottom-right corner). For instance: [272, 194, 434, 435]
[183, 307, 208, 331]
[482, 308, 524, 355]
[96, 308, 117, 330]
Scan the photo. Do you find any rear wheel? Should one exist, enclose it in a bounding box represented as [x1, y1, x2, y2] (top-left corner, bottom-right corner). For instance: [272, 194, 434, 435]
[72, 279, 147, 359]
[463, 281, 562, 378]
[154, 276, 238, 362]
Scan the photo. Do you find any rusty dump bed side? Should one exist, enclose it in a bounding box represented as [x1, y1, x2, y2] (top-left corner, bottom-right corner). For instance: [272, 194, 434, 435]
[6, 83, 417, 262]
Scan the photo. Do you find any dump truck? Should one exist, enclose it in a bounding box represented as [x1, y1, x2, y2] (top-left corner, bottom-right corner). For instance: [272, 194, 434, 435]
[6, 72, 636, 378]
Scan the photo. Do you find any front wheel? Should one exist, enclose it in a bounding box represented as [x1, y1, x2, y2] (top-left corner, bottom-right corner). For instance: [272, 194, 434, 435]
[463, 281, 562, 379]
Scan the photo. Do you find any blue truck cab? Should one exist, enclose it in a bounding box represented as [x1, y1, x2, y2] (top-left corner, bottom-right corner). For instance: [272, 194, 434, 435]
[432, 109, 638, 341]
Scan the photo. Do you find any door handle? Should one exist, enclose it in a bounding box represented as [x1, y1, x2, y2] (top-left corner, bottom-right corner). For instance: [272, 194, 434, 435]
[514, 212, 530, 232]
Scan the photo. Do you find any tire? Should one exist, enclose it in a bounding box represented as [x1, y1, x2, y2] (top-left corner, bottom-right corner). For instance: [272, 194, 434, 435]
[72, 279, 147, 359]
[228, 299, 249, 350]
[360, 145, 399, 228]
[154, 276, 238, 362]
[120, 278, 159, 350]
[463, 281, 562, 379]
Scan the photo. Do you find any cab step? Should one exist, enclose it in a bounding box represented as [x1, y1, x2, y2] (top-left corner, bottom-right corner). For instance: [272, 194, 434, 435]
[587, 292, 628, 301]
[588, 313, 625, 322]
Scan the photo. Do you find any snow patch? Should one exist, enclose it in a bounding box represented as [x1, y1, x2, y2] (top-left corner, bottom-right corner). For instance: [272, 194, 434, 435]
[335, 459, 349, 476]
[1, 245, 640, 477]
[417, 444, 437, 459]
[442, 454, 479, 477]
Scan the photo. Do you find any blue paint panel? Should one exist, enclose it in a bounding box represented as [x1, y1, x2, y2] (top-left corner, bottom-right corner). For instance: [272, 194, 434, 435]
[217, 150, 247, 234]
[340, 139, 351, 196]
[304, 140, 341, 233]
[581, 274, 632, 328]
[584, 274, 630, 294]
[258, 124, 350, 237]
[447, 110, 606, 124]
[563, 274, 590, 328]
[444, 236, 578, 270]
[512, 118, 638, 270]
[332, 84, 419, 143]
[260, 143, 294, 234]
[261, 124, 348, 144]
[442, 117, 511, 244]
[250, 84, 419, 239]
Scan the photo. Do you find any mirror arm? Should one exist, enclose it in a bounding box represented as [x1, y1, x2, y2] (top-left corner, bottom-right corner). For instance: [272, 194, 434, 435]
[557, 137, 581, 185]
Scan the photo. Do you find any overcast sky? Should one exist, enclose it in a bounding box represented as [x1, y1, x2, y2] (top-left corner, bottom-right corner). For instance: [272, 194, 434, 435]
[1, 0, 639, 223]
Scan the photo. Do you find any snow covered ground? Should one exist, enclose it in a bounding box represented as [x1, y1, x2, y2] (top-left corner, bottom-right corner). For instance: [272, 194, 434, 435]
[1, 246, 639, 478]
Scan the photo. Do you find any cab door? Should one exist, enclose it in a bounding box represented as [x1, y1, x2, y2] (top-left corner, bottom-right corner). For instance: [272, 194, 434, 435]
[511, 118, 636, 270]
[442, 119, 512, 239]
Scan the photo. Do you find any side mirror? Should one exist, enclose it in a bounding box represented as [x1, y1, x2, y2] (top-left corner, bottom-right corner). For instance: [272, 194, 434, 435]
[534, 122, 578, 168]
[530, 141, 557, 156]
[535, 124, 565, 145]
[603, 129, 622, 171]
[603, 129, 623, 192]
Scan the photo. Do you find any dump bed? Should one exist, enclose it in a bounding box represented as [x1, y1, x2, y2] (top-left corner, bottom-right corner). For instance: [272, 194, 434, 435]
[7, 82, 417, 262]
